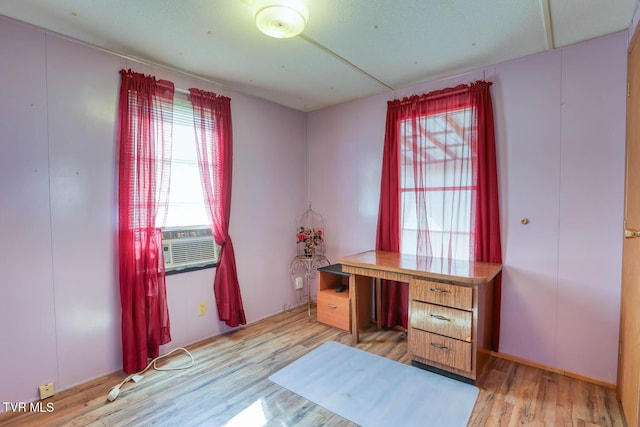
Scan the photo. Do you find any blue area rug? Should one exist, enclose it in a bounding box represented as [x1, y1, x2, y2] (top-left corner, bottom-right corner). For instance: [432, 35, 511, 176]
[269, 341, 479, 427]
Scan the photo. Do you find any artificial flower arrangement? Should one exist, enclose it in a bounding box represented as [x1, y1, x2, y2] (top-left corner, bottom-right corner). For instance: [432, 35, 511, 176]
[296, 226, 323, 257]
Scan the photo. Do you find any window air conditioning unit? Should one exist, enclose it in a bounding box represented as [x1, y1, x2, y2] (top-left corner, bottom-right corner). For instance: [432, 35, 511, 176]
[162, 227, 218, 271]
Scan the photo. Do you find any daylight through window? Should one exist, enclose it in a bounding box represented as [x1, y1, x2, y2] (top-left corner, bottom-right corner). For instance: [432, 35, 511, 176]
[160, 97, 218, 272]
[399, 107, 476, 260]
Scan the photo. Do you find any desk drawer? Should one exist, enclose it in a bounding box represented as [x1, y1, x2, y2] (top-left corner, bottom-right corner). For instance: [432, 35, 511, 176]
[409, 301, 472, 342]
[409, 329, 472, 373]
[317, 290, 350, 332]
[411, 278, 472, 310]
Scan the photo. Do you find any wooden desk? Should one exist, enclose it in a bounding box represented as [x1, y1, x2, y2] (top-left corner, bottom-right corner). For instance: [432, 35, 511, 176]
[339, 250, 502, 382]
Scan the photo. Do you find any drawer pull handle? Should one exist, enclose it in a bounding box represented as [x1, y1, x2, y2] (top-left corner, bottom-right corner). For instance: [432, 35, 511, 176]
[429, 287, 451, 294]
[430, 314, 450, 322]
[327, 304, 338, 309]
[430, 342, 450, 350]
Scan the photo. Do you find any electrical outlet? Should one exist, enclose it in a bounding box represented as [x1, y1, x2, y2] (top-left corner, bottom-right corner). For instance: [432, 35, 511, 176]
[39, 382, 55, 400]
[295, 276, 303, 290]
[198, 301, 207, 316]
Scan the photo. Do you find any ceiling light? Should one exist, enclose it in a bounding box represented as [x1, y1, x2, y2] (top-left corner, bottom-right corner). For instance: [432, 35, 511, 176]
[255, 1, 308, 39]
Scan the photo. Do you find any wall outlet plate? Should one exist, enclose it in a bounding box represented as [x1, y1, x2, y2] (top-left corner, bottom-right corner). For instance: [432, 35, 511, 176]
[39, 382, 55, 400]
[295, 276, 303, 290]
[198, 301, 207, 316]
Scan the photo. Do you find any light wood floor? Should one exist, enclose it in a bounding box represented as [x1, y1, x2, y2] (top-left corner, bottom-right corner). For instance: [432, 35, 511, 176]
[0, 305, 625, 426]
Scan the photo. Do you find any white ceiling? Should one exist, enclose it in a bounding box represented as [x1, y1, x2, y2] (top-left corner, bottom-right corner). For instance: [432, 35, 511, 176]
[0, 0, 637, 112]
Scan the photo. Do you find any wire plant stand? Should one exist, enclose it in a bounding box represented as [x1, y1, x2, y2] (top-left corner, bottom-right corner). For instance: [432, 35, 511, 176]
[289, 255, 330, 318]
[289, 204, 329, 318]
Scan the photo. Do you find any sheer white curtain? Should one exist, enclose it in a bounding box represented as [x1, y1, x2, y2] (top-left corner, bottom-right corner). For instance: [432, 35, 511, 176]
[400, 107, 475, 260]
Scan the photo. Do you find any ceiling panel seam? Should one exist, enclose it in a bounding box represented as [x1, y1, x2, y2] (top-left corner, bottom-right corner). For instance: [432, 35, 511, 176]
[298, 33, 395, 90]
[542, 0, 556, 50]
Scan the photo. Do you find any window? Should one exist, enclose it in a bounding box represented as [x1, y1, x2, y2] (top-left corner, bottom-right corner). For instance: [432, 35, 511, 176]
[161, 97, 219, 273]
[399, 106, 476, 260]
[162, 99, 209, 228]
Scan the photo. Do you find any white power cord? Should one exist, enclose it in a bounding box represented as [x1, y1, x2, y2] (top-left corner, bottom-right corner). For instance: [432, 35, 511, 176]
[107, 347, 194, 402]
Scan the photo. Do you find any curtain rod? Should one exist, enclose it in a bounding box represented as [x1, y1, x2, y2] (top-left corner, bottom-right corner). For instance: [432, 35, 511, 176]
[391, 86, 469, 106]
[391, 81, 492, 105]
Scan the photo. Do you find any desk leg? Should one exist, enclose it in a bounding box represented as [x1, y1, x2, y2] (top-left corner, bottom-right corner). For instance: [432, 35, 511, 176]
[350, 273, 359, 344]
[375, 278, 381, 329]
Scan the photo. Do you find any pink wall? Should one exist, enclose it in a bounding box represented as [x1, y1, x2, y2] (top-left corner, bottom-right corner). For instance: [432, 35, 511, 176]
[307, 32, 627, 383]
[496, 33, 626, 382]
[0, 17, 59, 407]
[0, 16, 307, 407]
[556, 34, 625, 380]
[494, 48, 562, 368]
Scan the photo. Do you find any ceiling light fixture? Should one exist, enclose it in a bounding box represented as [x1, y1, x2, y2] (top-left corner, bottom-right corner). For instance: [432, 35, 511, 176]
[254, 1, 308, 39]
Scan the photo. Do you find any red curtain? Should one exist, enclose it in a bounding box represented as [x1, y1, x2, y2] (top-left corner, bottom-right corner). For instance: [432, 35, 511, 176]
[117, 69, 173, 373]
[376, 81, 502, 350]
[376, 104, 405, 328]
[470, 81, 502, 349]
[189, 89, 246, 328]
